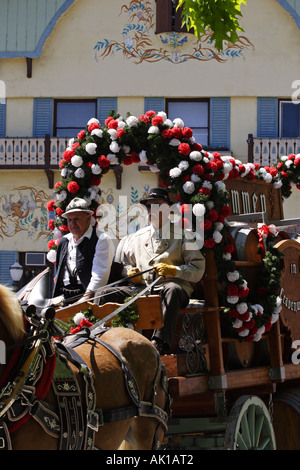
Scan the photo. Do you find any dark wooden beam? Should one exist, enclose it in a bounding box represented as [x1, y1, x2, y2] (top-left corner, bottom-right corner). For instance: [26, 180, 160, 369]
[26, 58, 32, 78]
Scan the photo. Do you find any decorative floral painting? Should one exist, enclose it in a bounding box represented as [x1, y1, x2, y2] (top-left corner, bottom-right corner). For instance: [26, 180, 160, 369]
[0, 187, 52, 244]
[94, 0, 254, 64]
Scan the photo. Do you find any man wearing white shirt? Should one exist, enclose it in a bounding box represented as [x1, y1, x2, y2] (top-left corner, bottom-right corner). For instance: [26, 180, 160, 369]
[53, 198, 114, 304]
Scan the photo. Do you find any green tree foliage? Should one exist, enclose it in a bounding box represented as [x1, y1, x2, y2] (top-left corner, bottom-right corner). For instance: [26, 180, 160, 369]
[176, 0, 247, 51]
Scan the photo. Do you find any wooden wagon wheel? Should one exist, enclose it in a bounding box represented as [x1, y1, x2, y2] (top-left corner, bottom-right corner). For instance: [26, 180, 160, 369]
[224, 395, 276, 450]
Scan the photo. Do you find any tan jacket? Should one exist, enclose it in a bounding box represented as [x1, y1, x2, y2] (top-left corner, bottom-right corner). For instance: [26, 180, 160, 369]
[116, 223, 205, 297]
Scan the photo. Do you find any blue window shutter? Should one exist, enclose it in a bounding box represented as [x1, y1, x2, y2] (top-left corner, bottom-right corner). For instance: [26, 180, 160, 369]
[0, 101, 6, 137]
[97, 98, 117, 124]
[33, 98, 53, 137]
[210, 98, 230, 149]
[144, 97, 165, 113]
[257, 98, 278, 137]
[0, 251, 18, 287]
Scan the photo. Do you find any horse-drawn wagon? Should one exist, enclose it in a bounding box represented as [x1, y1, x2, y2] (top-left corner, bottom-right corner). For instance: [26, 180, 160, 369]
[12, 177, 300, 450]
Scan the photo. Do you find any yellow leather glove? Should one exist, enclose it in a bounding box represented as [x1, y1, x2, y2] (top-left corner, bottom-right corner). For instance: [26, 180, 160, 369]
[154, 263, 177, 277]
[127, 267, 142, 284]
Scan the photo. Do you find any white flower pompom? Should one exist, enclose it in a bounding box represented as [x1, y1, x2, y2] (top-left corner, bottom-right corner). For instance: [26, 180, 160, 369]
[273, 180, 283, 189]
[122, 145, 130, 154]
[178, 160, 189, 171]
[91, 164, 102, 175]
[73, 312, 86, 325]
[164, 118, 173, 127]
[173, 118, 184, 128]
[264, 173, 273, 183]
[107, 153, 119, 165]
[47, 249, 57, 263]
[61, 168, 67, 178]
[191, 173, 201, 183]
[232, 319, 243, 329]
[271, 313, 279, 324]
[227, 295, 239, 304]
[148, 126, 159, 134]
[53, 227, 62, 240]
[91, 128, 103, 138]
[108, 129, 118, 140]
[126, 115, 139, 127]
[214, 222, 224, 231]
[74, 168, 85, 178]
[227, 270, 240, 282]
[205, 200, 214, 209]
[189, 151, 202, 161]
[139, 150, 148, 163]
[213, 231, 223, 244]
[183, 181, 195, 194]
[223, 252, 232, 261]
[85, 142, 97, 155]
[157, 111, 167, 121]
[109, 141, 120, 153]
[68, 138, 74, 147]
[71, 155, 83, 167]
[56, 190, 67, 202]
[87, 118, 99, 126]
[238, 329, 250, 337]
[215, 181, 226, 192]
[169, 167, 182, 178]
[117, 120, 126, 128]
[192, 203, 206, 217]
[237, 302, 248, 314]
[169, 138, 181, 147]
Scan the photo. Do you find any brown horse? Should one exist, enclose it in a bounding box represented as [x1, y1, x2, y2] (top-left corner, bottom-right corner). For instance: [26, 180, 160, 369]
[0, 284, 169, 450]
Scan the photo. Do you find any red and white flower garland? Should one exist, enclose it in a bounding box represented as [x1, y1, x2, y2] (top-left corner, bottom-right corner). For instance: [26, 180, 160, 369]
[46, 110, 298, 342]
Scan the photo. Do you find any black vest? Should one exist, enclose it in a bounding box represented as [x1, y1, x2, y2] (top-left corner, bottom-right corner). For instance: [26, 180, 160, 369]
[53, 228, 99, 296]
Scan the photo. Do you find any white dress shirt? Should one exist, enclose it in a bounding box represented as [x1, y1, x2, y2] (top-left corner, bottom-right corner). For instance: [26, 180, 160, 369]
[63, 226, 115, 292]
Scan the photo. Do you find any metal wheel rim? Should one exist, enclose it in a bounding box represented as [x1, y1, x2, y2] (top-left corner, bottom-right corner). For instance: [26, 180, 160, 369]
[224, 395, 276, 450]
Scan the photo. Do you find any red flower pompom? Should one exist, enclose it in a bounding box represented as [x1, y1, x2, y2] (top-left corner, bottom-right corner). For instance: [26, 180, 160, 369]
[77, 130, 85, 140]
[88, 122, 100, 132]
[98, 155, 110, 168]
[67, 181, 80, 194]
[47, 200, 55, 212]
[178, 143, 190, 155]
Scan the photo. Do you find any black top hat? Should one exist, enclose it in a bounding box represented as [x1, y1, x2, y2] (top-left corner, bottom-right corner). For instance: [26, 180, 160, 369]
[139, 188, 172, 206]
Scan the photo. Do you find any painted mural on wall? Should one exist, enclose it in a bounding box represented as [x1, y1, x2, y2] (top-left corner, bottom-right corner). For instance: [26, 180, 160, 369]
[94, 0, 254, 64]
[0, 187, 52, 245]
[0, 182, 150, 251]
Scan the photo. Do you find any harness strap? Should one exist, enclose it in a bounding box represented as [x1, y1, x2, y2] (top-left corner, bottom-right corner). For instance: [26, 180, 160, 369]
[91, 336, 141, 407]
[52, 353, 84, 450]
[0, 421, 11, 450]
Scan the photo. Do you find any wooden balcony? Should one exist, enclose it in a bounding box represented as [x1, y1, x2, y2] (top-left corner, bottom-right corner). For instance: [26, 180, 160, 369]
[248, 133, 300, 166]
[0, 134, 68, 188]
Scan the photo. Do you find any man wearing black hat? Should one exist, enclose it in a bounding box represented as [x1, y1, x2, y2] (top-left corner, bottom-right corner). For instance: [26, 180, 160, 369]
[97, 188, 205, 353]
[53, 197, 114, 304]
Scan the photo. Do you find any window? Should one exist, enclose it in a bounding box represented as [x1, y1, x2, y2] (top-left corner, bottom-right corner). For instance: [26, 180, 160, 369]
[156, 0, 192, 34]
[279, 100, 300, 138]
[166, 99, 209, 146]
[54, 100, 97, 137]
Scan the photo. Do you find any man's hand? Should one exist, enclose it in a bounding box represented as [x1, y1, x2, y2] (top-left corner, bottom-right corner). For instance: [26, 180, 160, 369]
[78, 290, 95, 303]
[127, 267, 142, 283]
[154, 263, 177, 277]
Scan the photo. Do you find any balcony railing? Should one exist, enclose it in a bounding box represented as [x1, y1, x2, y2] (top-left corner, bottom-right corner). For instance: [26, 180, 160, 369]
[248, 134, 300, 166]
[0, 135, 68, 169]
